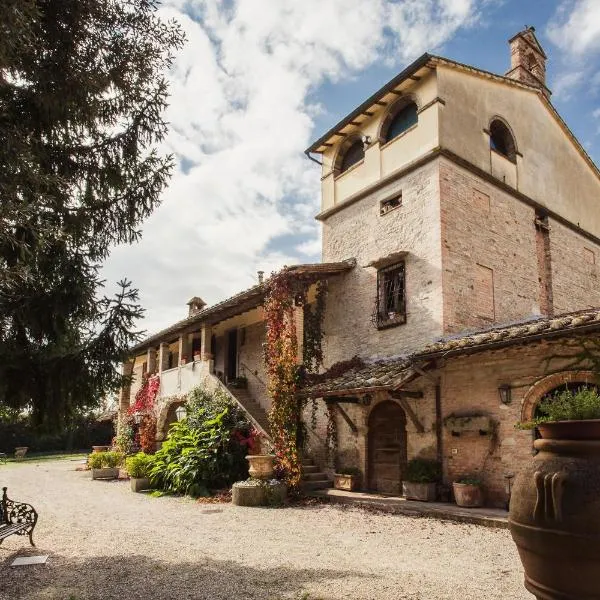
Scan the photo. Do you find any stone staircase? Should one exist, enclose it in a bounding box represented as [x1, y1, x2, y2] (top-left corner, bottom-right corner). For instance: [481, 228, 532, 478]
[301, 457, 332, 491]
[226, 385, 271, 438]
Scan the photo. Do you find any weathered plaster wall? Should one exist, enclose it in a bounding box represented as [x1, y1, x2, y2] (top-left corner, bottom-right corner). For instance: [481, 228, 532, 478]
[319, 71, 440, 211]
[440, 158, 540, 332]
[437, 65, 600, 239]
[321, 160, 443, 363]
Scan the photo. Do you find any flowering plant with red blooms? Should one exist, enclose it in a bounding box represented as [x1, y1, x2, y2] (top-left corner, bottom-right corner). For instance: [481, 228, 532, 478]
[127, 374, 160, 453]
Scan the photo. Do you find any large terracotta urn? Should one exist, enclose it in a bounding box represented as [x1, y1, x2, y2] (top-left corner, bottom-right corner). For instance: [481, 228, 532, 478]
[246, 454, 275, 480]
[509, 420, 600, 599]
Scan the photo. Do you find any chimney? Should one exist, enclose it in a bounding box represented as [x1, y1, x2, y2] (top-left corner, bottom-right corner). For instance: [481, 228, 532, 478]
[506, 26, 550, 98]
[257, 271, 264, 284]
[186, 296, 206, 317]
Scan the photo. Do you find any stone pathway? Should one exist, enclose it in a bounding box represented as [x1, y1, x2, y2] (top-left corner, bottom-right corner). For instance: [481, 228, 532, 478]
[0, 460, 530, 600]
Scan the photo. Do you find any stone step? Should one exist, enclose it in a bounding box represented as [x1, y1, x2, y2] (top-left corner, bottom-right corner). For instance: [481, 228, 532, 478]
[302, 471, 329, 481]
[301, 465, 319, 474]
[301, 458, 314, 467]
[302, 479, 332, 491]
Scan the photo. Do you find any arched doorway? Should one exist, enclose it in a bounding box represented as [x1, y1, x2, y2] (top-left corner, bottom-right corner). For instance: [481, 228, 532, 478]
[368, 400, 407, 494]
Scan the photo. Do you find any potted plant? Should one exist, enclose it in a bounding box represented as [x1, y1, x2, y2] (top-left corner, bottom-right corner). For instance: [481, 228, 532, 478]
[402, 458, 441, 501]
[333, 467, 362, 491]
[453, 476, 483, 507]
[193, 351, 202, 362]
[125, 452, 154, 492]
[89, 451, 124, 480]
[229, 376, 248, 389]
[510, 386, 600, 599]
[180, 355, 187, 366]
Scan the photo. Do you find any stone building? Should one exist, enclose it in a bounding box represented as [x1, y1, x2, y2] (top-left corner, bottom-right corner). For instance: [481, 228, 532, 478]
[119, 28, 600, 506]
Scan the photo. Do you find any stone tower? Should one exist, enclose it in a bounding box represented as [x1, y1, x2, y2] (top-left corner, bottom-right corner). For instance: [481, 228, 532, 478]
[506, 26, 550, 97]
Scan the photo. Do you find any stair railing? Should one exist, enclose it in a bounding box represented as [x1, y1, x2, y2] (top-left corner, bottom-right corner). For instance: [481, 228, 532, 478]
[239, 362, 267, 391]
[211, 374, 271, 440]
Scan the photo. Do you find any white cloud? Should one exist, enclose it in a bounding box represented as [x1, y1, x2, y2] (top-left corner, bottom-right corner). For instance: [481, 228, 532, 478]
[552, 70, 585, 101]
[547, 0, 600, 55]
[102, 0, 482, 334]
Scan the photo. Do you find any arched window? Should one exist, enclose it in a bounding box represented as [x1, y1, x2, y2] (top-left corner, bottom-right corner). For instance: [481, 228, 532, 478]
[339, 139, 364, 173]
[490, 119, 517, 162]
[384, 102, 418, 143]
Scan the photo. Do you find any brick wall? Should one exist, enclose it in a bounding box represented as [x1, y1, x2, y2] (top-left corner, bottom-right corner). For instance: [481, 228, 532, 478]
[440, 340, 583, 507]
[549, 219, 600, 313]
[321, 160, 443, 364]
[440, 158, 540, 333]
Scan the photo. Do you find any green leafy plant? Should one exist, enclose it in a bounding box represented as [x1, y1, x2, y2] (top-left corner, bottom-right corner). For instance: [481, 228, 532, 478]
[125, 452, 154, 478]
[456, 476, 482, 486]
[516, 386, 600, 429]
[149, 386, 250, 496]
[88, 450, 123, 469]
[336, 467, 362, 476]
[404, 458, 441, 483]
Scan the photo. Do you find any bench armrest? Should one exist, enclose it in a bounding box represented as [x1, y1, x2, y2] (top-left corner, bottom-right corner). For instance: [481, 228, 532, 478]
[2, 488, 38, 527]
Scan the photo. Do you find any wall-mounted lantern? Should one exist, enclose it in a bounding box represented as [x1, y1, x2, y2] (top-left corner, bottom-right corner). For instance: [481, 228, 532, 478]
[175, 405, 187, 421]
[498, 384, 512, 405]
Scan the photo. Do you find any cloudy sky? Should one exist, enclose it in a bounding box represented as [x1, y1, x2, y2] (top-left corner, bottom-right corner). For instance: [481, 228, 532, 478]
[103, 0, 600, 336]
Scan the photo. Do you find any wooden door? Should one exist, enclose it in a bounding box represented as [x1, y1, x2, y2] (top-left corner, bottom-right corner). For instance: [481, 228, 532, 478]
[368, 401, 407, 494]
[226, 329, 238, 382]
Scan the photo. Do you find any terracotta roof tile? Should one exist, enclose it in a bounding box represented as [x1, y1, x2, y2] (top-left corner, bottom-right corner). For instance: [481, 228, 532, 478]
[304, 308, 600, 397]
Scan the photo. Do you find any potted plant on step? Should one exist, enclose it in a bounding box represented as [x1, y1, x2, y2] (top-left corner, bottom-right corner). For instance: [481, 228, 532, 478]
[510, 385, 600, 599]
[453, 476, 483, 507]
[402, 458, 441, 502]
[229, 376, 248, 389]
[89, 451, 124, 480]
[125, 452, 154, 492]
[333, 467, 362, 492]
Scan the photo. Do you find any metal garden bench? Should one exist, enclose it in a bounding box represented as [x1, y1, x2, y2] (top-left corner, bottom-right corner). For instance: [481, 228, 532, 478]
[0, 487, 38, 546]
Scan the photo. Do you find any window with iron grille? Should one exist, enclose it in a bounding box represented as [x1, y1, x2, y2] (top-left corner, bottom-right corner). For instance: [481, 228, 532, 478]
[374, 262, 406, 329]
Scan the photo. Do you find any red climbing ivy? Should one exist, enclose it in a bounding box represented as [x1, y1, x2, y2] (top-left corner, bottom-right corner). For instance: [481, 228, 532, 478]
[264, 271, 302, 491]
[127, 374, 160, 453]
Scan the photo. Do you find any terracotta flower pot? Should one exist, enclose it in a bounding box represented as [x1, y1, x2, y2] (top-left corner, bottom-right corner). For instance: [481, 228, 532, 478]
[453, 482, 483, 507]
[246, 454, 275, 480]
[509, 420, 600, 599]
[334, 474, 361, 491]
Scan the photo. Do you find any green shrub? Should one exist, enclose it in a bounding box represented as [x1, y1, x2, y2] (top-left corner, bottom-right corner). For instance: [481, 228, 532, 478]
[336, 467, 361, 476]
[149, 386, 250, 496]
[88, 450, 123, 469]
[404, 458, 441, 483]
[126, 452, 154, 478]
[456, 476, 482, 486]
[538, 386, 600, 422]
[88, 452, 104, 469]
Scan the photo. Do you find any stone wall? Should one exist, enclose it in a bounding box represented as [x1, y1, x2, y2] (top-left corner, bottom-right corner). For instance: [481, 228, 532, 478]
[440, 340, 586, 507]
[238, 321, 269, 411]
[440, 158, 540, 333]
[321, 160, 443, 364]
[549, 219, 600, 314]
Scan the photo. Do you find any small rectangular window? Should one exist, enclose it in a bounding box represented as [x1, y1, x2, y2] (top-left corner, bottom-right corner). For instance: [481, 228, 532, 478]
[374, 262, 406, 329]
[380, 193, 402, 216]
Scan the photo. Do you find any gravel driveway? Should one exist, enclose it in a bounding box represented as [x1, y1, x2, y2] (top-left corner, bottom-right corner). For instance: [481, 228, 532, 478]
[0, 460, 531, 600]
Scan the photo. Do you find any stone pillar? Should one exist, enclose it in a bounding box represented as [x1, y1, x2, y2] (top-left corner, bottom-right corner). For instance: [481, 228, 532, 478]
[158, 342, 169, 373]
[178, 334, 185, 365]
[119, 360, 134, 413]
[147, 347, 157, 374]
[200, 324, 213, 361]
[294, 305, 304, 363]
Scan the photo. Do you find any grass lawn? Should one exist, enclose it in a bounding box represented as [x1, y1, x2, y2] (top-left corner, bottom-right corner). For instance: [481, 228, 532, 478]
[1, 451, 88, 465]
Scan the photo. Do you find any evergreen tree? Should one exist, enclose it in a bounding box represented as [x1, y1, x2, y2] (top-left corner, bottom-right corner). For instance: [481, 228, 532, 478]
[0, 0, 184, 427]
